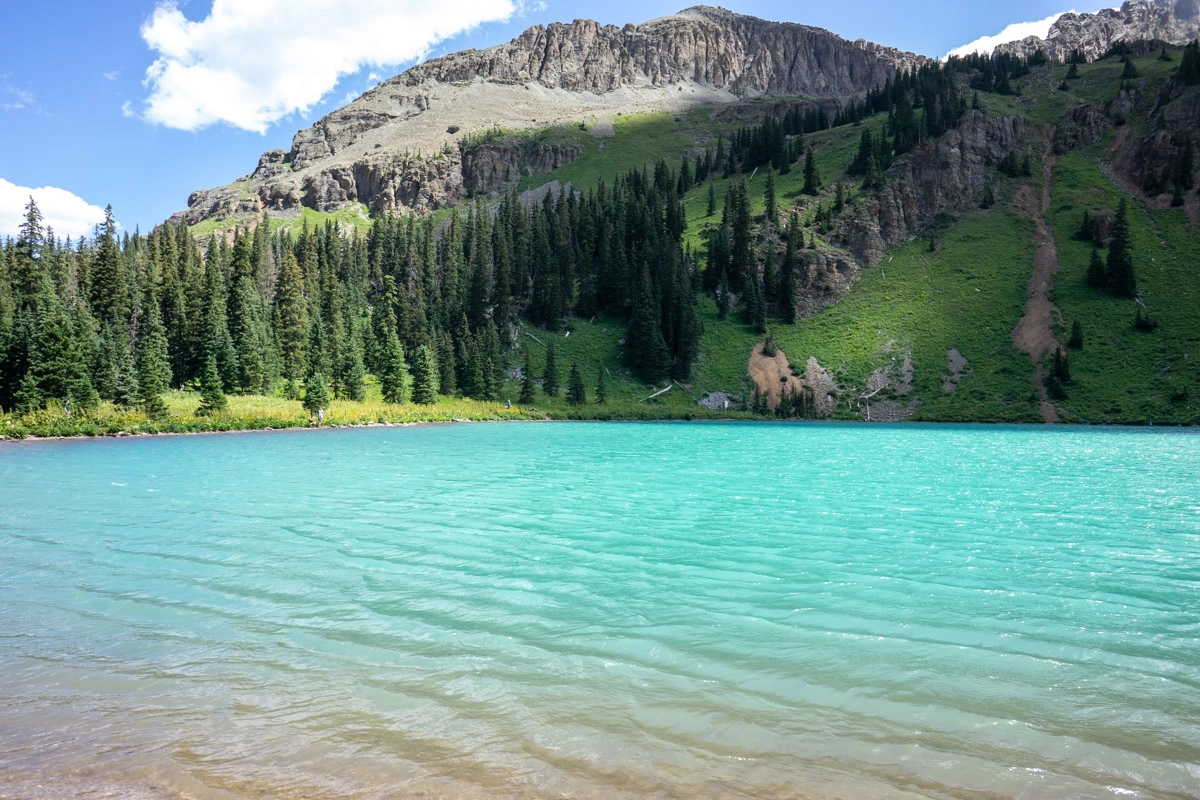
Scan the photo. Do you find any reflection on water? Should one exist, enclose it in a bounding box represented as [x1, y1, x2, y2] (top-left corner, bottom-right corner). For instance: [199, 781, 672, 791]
[1, 423, 1198, 799]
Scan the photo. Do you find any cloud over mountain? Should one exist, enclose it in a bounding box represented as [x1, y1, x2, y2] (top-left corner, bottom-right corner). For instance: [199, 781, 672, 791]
[945, 11, 1076, 59]
[136, 0, 517, 133]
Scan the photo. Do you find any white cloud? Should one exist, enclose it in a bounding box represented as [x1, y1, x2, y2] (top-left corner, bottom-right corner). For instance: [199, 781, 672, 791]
[103, 70, 120, 81]
[0, 178, 111, 240]
[135, 0, 517, 133]
[945, 11, 1076, 59]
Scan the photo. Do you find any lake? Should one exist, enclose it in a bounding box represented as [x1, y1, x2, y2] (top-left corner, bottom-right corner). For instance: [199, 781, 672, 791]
[1, 422, 1198, 799]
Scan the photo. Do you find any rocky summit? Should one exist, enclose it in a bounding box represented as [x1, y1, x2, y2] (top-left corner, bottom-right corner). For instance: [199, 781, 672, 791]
[174, 6, 927, 228]
[997, 0, 1200, 62]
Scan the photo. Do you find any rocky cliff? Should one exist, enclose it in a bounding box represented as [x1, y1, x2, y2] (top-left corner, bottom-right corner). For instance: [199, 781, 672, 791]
[842, 111, 1025, 263]
[173, 6, 927, 229]
[996, 0, 1200, 63]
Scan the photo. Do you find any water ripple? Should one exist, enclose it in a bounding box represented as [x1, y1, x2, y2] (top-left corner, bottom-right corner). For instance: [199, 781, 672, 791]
[1, 422, 1198, 799]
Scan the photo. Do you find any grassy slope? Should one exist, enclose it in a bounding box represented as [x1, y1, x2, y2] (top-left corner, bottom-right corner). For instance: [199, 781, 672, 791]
[10, 51, 1197, 437]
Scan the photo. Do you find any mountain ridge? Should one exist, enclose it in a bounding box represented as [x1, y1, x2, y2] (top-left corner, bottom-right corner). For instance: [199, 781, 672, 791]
[174, 6, 928, 228]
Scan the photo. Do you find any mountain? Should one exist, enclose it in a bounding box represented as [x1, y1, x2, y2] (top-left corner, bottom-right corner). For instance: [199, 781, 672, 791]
[5, 5, 1199, 434]
[174, 7, 926, 228]
[997, 0, 1200, 62]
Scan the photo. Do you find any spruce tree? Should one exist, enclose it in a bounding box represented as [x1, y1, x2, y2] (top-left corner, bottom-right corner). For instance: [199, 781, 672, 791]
[379, 326, 411, 404]
[706, 182, 716, 217]
[111, 334, 141, 409]
[16, 290, 98, 413]
[626, 266, 670, 382]
[802, 148, 821, 196]
[542, 341, 560, 396]
[195, 355, 227, 416]
[518, 349, 536, 404]
[89, 206, 129, 326]
[274, 251, 308, 388]
[136, 285, 172, 420]
[746, 272, 767, 334]
[302, 371, 330, 416]
[13, 196, 45, 300]
[410, 344, 439, 405]
[1180, 42, 1200, 85]
[780, 219, 799, 324]
[339, 320, 367, 402]
[566, 361, 587, 405]
[1106, 199, 1136, 297]
[1068, 319, 1084, 350]
[1066, 61, 1080, 79]
[764, 168, 777, 225]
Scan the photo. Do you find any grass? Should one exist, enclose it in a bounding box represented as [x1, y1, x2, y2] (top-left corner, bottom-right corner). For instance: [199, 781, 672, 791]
[757, 208, 1041, 422]
[30, 47, 1196, 438]
[189, 203, 373, 240]
[1046, 151, 1200, 423]
[517, 111, 703, 193]
[983, 49, 1180, 129]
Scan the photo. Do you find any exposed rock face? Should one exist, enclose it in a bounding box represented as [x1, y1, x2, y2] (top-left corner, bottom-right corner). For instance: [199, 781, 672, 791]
[171, 6, 927, 229]
[845, 111, 1026, 266]
[462, 143, 586, 195]
[1054, 105, 1112, 154]
[397, 7, 922, 97]
[997, 1, 1200, 63]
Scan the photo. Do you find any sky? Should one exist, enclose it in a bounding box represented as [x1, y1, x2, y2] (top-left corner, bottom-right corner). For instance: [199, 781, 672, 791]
[0, 0, 1112, 240]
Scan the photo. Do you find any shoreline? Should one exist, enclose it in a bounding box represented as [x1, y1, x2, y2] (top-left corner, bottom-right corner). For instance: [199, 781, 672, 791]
[3, 413, 1197, 444]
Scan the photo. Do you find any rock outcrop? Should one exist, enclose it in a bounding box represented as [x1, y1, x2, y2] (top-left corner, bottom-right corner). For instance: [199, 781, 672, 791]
[845, 111, 1026, 267]
[997, 1, 1200, 63]
[171, 6, 927, 229]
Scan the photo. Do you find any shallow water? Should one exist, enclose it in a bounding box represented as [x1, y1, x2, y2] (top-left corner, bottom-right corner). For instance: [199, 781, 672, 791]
[1, 422, 1198, 799]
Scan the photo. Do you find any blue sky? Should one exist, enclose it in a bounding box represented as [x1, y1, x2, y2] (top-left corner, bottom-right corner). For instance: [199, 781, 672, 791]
[0, 0, 1108, 239]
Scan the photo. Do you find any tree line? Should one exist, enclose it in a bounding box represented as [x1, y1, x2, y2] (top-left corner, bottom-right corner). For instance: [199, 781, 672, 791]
[0, 160, 704, 415]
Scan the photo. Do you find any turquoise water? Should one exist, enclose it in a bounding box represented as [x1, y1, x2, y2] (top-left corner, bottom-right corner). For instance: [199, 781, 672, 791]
[1, 422, 1198, 799]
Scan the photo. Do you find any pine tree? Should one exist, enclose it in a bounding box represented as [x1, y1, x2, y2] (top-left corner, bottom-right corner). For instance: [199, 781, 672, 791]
[1067, 319, 1084, 350]
[566, 361, 587, 405]
[1180, 41, 1200, 85]
[410, 344, 439, 405]
[980, 184, 995, 209]
[746, 271, 767, 334]
[595, 364, 607, 405]
[780, 218, 799, 324]
[274, 251, 308, 387]
[802, 147, 821, 195]
[136, 285, 172, 420]
[16, 290, 98, 413]
[89, 206, 129, 326]
[706, 182, 716, 217]
[228, 256, 270, 395]
[1121, 57, 1139, 80]
[110, 332, 141, 409]
[625, 266, 670, 382]
[379, 326, 411, 404]
[195, 355, 227, 416]
[1106, 199, 1136, 297]
[13, 196, 45, 300]
[519, 348, 536, 404]
[764, 168, 777, 225]
[542, 340, 560, 396]
[1066, 61, 1080, 79]
[302, 371, 330, 416]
